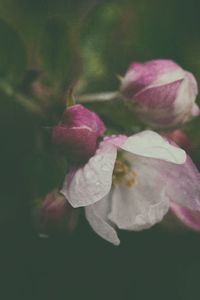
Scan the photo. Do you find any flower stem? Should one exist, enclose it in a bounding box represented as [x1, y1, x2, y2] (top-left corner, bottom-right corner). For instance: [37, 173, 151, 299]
[0, 80, 44, 117]
[66, 88, 76, 107]
[77, 91, 120, 103]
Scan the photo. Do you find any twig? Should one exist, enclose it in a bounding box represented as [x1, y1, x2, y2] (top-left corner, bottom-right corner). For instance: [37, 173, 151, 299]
[76, 91, 120, 103]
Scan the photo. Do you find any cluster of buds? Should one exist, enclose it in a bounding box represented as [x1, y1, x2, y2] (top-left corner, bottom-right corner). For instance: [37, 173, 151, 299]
[37, 105, 106, 234]
[38, 59, 200, 243]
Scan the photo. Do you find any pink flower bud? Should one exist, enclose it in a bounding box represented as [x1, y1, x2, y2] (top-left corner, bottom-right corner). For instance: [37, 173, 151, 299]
[121, 59, 199, 128]
[162, 129, 194, 153]
[36, 191, 78, 235]
[52, 104, 106, 162]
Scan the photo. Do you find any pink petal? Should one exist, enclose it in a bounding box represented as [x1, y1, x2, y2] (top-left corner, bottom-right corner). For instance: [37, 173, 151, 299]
[171, 202, 200, 231]
[133, 79, 183, 109]
[160, 138, 200, 210]
[191, 103, 200, 117]
[53, 126, 98, 160]
[121, 59, 184, 97]
[62, 104, 105, 136]
[162, 156, 200, 211]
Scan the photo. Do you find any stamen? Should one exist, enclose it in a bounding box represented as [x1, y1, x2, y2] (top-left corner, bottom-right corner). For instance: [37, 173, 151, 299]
[124, 170, 138, 188]
[112, 155, 138, 188]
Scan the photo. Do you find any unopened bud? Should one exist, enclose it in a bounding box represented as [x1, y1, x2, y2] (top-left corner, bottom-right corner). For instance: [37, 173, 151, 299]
[121, 59, 199, 128]
[36, 191, 78, 235]
[162, 129, 194, 153]
[53, 104, 106, 162]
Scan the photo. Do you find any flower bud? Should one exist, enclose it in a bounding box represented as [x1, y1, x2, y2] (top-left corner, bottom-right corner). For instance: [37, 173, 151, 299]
[121, 59, 199, 128]
[52, 104, 106, 162]
[36, 191, 78, 235]
[162, 129, 194, 153]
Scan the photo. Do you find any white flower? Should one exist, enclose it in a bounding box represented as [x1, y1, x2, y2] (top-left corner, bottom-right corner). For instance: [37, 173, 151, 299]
[61, 130, 200, 245]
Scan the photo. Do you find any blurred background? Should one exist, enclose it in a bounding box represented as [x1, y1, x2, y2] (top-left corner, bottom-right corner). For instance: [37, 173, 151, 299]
[1, 0, 200, 299]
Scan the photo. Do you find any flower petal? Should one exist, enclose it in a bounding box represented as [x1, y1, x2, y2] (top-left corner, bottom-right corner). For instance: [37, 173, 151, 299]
[172, 71, 199, 124]
[109, 155, 170, 230]
[120, 130, 186, 164]
[121, 59, 184, 96]
[160, 156, 200, 210]
[62, 104, 106, 136]
[171, 202, 200, 231]
[53, 126, 98, 159]
[85, 194, 120, 245]
[134, 79, 183, 109]
[191, 103, 200, 117]
[60, 140, 117, 208]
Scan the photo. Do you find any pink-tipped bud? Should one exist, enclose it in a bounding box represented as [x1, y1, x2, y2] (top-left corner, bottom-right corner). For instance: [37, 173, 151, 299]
[52, 104, 106, 162]
[36, 191, 78, 235]
[121, 59, 199, 128]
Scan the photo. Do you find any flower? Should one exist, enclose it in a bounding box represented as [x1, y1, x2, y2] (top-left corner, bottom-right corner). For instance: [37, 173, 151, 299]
[120, 59, 199, 128]
[60, 130, 200, 245]
[36, 191, 78, 235]
[52, 104, 106, 162]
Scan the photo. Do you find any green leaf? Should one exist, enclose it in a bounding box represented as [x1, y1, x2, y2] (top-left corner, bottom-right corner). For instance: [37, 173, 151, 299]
[0, 19, 27, 85]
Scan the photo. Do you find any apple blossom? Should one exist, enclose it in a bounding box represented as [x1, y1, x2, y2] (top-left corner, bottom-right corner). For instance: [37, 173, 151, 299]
[61, 130, 200, 245]
[120, 59, 199, 128]
[53, 104, 106, 162]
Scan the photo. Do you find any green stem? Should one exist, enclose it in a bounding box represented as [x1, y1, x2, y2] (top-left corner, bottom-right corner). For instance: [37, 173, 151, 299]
[0, 80, 44, 116]
[77, 91, 120, 103]
[66, 88, 76, 107]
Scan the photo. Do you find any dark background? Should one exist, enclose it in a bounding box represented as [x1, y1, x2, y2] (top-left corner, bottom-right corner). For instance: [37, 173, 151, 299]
[1, 1, 200, 299]
[1, 217, 200, 300]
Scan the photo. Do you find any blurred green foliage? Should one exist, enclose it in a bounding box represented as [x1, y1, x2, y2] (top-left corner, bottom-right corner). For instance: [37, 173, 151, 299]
[40, 17, 72, 85]
[0, 19, 27, 84]
[0, 0, 200, 223]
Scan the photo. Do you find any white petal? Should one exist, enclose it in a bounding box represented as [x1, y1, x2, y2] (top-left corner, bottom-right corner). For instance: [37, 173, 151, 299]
[85, 194, 120, 245]
[61, 141, 117, 208]
[191, 103, 200, 117]
[125, 153, 200, 211]
[109, 156, 170, 230]
[153, 67, 184, 86]
[172, 71, 198, 124]
[120, 130, 186, 164]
